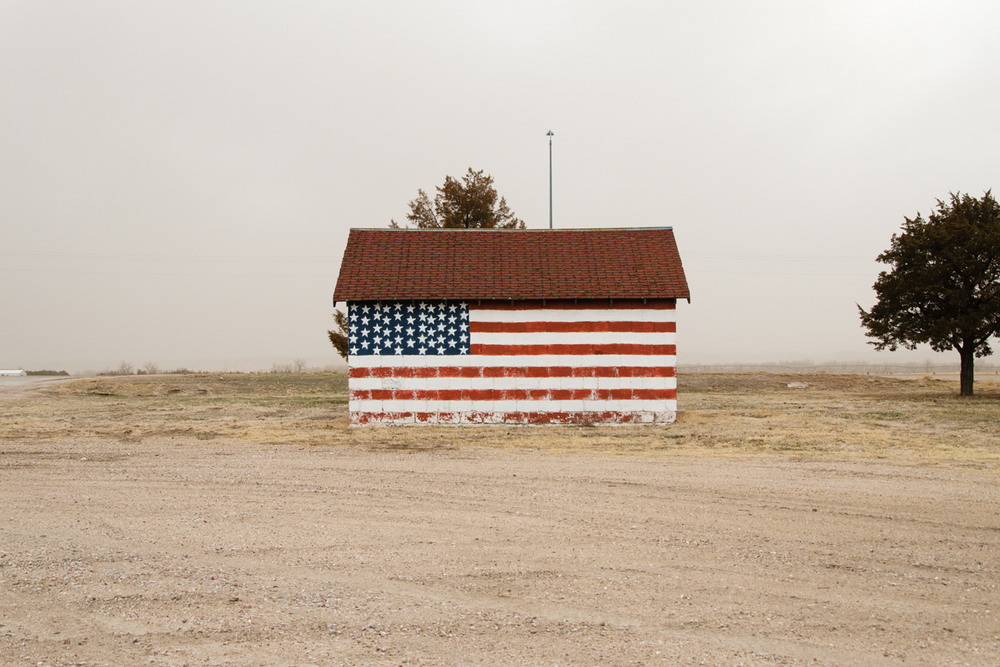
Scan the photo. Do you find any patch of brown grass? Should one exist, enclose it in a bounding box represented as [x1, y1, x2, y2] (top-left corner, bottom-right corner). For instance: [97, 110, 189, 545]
[3, 372, 998, 467]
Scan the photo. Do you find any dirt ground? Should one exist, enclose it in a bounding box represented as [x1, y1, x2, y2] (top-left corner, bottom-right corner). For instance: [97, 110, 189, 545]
[1, 373, 998, 666]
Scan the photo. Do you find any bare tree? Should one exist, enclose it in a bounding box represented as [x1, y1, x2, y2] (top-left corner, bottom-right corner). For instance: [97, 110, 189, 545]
[390, 168, 524, 229]
[328, 309, 349, 360]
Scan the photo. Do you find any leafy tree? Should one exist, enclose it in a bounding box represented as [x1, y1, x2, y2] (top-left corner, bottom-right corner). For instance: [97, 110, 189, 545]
[390, 168, 525, 229]
[859, 191, 1000, 396]
[328, 309, 349, 361]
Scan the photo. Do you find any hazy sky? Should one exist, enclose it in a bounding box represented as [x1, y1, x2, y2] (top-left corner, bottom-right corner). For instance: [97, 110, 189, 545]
[3, 1, 998, 373]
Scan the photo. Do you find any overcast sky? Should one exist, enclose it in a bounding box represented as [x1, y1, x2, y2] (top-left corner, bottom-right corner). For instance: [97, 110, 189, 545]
[2, 1, 998, 373]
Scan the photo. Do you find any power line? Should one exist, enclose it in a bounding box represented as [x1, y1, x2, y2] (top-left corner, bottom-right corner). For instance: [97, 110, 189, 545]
[685, 251, 875, 263]
[0, 265, 333, 278]
[1, 248, 876, 265]
[0, 249, 337, 264]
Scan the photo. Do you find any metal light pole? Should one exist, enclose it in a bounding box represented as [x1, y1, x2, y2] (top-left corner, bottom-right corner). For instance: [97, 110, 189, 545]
[547, 130, 554, 229]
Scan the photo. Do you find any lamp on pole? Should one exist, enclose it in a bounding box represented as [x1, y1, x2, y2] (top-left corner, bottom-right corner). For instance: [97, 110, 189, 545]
[546, 130, 554, 229]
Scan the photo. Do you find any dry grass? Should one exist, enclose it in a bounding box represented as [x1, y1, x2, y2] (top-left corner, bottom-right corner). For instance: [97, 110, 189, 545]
[4, 371, 999, 466]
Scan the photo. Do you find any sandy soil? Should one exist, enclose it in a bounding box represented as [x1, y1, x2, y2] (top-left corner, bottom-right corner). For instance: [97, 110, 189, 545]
[1, 374, 998, 666]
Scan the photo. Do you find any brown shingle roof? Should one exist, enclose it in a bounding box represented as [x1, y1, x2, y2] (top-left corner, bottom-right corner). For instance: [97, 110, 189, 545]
[333, 227, 690, 302]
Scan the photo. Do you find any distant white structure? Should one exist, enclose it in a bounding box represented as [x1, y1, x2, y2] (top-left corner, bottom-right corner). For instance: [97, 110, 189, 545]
[0, 370, 27, 376]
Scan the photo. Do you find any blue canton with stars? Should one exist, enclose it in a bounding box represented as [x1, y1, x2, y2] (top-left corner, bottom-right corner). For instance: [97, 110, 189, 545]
[348, 301, 471, 356]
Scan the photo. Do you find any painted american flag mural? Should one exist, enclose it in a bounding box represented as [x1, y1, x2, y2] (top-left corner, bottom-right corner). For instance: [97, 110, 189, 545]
[347, 299, 678, 425]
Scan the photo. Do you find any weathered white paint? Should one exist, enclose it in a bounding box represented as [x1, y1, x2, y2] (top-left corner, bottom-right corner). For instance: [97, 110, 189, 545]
[471, 331, 675, 345]
[346, 300, 680, 426]
[351, 410, 677, 426]
[349, 375, 678, 391]
[471, 308, 675, 323]
[350, 354, 677, 368]
[349, 399, 677, 413]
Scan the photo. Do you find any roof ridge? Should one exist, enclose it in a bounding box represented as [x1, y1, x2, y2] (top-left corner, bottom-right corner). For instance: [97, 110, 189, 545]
[348, 226, 675, 232]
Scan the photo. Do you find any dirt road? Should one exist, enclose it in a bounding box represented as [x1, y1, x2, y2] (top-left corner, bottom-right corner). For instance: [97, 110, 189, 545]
[1, 374, 998, 665]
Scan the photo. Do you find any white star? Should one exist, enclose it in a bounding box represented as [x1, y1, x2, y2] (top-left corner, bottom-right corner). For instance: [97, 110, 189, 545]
[349, 347, 357, 355]
[394, 347, 403, 355]
[406, 338, 415, 347]
[436, 346, 445, 354]
[406, 303, 415, 312]
[418, 346, 427, 355]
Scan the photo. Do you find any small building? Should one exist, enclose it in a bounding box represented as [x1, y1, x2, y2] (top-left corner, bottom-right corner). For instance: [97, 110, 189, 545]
[0, 370, 27, 377]
[332, 227, 690, 425]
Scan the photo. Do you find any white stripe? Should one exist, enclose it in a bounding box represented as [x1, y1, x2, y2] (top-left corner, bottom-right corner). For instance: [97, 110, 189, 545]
[349, 354, 677, 368]
[471, 308, 675, 323]
[349, 399, 677, 413]
[354, 412, 676, 425]
[470, 331, 674, 346]
[350, 376, 677, 391]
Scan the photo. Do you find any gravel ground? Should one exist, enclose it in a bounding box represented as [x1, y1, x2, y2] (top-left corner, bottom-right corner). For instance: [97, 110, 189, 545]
[1, 437, 998, 666]
[1, 374, 998, 665]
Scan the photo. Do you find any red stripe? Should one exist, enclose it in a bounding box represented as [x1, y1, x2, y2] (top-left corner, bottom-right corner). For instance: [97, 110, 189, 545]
[350, 388, 676, 401]
[471, 344, 675, 356]
[470, 321, 675, 333]
[470, 299, 676, 310]
[350, 411, 677, 425]
[349, 366, 675, 378]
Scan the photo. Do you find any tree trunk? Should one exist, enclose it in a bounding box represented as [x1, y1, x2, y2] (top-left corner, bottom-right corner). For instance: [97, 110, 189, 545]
[959, 345, 975, 397]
